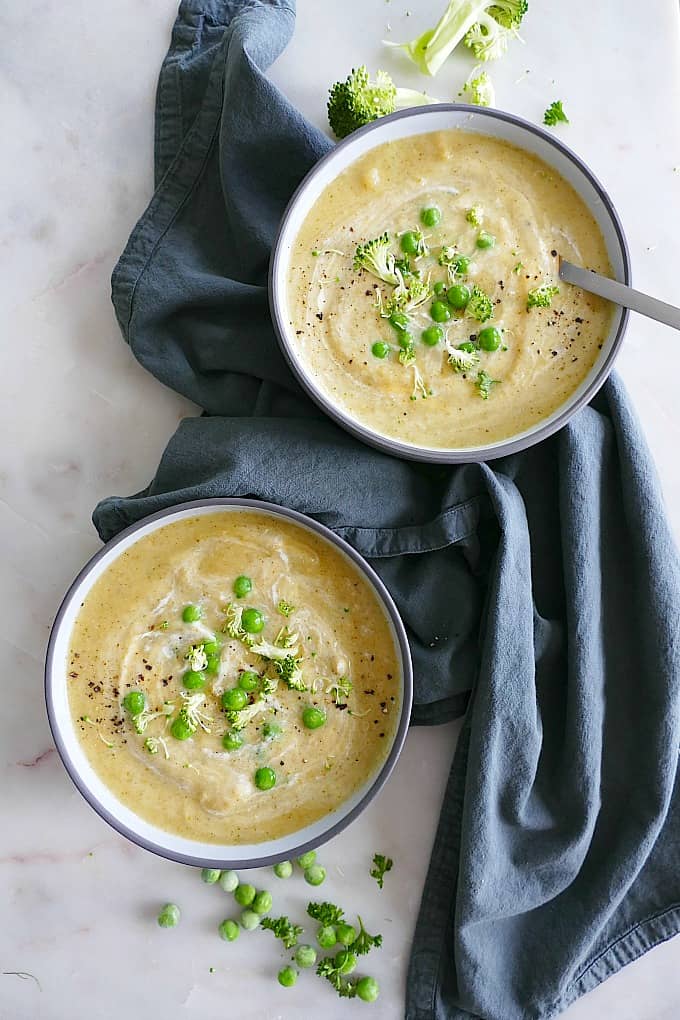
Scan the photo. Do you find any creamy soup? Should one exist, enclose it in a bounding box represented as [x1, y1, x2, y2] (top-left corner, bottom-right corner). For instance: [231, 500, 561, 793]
[286, 130, 614, 449]
[68, 512, 401, 844]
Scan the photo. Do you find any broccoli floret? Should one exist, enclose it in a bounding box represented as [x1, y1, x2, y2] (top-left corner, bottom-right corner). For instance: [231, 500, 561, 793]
[446, 342, 481, 373]
[467, 285, 494, 322]
[543, 100, 569, 127]
[386, 275, 432, 315]
[353, 232, 400, 285]
[274, 656, 307, 691]
[438, 246, 472, 282]
[527, 284, 559, 309]
[398, 338, 416, 366]
[386, 0, 527, 76]
[460, 69, 495, 107]
[327, 66, 439, 138]
[476, 369, 500, 399]
[466, 205, 484, 227]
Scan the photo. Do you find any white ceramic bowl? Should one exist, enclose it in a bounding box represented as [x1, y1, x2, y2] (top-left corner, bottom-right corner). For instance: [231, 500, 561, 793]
[269, 105, 630, 463]
[45, 499, 413, 868]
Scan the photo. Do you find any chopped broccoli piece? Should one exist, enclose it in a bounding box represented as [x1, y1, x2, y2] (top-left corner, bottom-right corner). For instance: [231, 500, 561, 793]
[438, 246, 472, 281]
[185, 643, 208, 672]
[386, 275, 432, 315]
[476, 369, 500, 399]
[277, 599, 295, 617]
[460, 68, 495, 107]
[446, 342, 481, 373]
[326, 677, 353, 705]
[353, 232, 400, 285]
[273, 655, 307, 691]
[466, 205, 484, 227]
[132, 701, 174, 735]
[386, 0, 527, 76]
[527, 284, 559, 309]
[543, 100, 569, 126]
[467, 284, 494, 322]
[177, 692, 213, 734]
[398, 338, 416, 366]
[251, 636, 299, 660]
[327, 66, 439, 138]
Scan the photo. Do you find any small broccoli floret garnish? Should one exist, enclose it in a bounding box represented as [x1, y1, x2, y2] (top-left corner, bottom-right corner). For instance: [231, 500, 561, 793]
[398, 337, 416, 366]
[223, 604, 255, 646]
[460, 69, 495, 107]
[327, 66, 439, 139]
[467, 284, 494, 322]
[353, 232, 400, 285]
[543, 100, 569, 127]
[446, 342, 481, 373]
[326, 676, 353, 705]
[144, 735, 170, 758]
[438, 246, 472, 282]
[386, 0, 527, 76]
[274, 655, 306, 691]
[274, 625, 299, 649]
[527, 284, 559, 309]
[178, 692, 213, 734]
[251, 636, 299, 660]
[277, 599, 295, 617]
[466, 205, 484, 227]
[386, 275, 432, 315]
[476, 369, 500, 399]
[133, 701, 174, 735]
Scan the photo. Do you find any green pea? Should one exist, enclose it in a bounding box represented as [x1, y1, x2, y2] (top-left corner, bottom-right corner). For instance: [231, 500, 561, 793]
[336, 922, 357, 946]
[317, 925, 337, 949]
[221, 688, 248, 712]
[251, 890, 273, 915]
[335, 949, 358, 975]
[447, 283, 471, 310]
[262, 721, 282, 740]
[222, 730, 243, 751]
[430, 300, 451, 323]
[182, 604, 201, 623]
[240, 909, 260, 931]
[219, 870, 239, 892]
[233, 884, 256, 907]
[254, 766, 276, 791]
[433, 280, 447, 297]
[201, 868, 221, 884]
[388, 311, 409, 332]
[458, 341, 478, 353]
[421, 326, 443, 347]
[302, 706, 326, 730]
[371, 341, 391, 359]
[205, 654, 221, 676]
[183, 669, 206, 690]
[278, 966, 298, 988]
[218, 919, 239, 942]
[478, 326, 503, 351]
[157, 903, 180, 928]
[203, 639, 222, 656]
[238, 671, 260, 692]
[123, 690, 145, 716]
[399, 231, 420, 254]
[294, 944, 317, 969]
[273, 860, 293, 879]
[357, 977, 380, 1002]
[304, 865, 326, 887]
[397, 332, 414, 351]
[297, 851, 316, 869]
[476, 231, 496, 249]
[452, 254, 471, 274]
[242, 608, 265, 634]
[420, 206, 441, 228]
[233, 575, 252, 598]
[170, 716, 193, 741]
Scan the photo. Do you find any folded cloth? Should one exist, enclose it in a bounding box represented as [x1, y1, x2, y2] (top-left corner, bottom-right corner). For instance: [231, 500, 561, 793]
[93, 2, 680, 1016]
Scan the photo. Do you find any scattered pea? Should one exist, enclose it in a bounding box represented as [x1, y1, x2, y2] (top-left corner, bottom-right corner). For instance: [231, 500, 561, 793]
[222, 730, 243, 751]
[317, 925, 337, 949]
[278, 966, 298, 988]
[183, 670, 206, 690]
[218, 919, 239, 942]
[478, 326, 503, 351]
[430, 300, 451, 323]
[273, 860, 293, 879]
[251, 890, 273, 915]
[371, 341, 391, 359]
[238, 670, 260, 692]
[219, 870, 239, 892]
[201, 868, 221, 884]
[388, 311, 409, 332]
[433, 280, 447, 297]
[421, 325, 443, 347]
[240, 909, 261, 931]
[221, 688, 248, 712]
[399, 230, 421, 254]
[233, 575, 252, 598]
[205, 655, 221, 676]
[447, 283, 471, 310]
[262, 721, 282, 740]
[357, 976, 380, 1003]
[294, 944, 317, 969]
[242, 608, 265, 634]
[335, 949, 358, 975]
[203, 639, 222, 656]
[254, 766, 277, 791]
[476, 231, 496, 249]
[170, 716, 193, 741]
[182, 604, 201, 622]
[304, 865, 326, 887]
[336, 922, 357, 946]
[234, 884, 256, 907]
[420, 205, 441, 228]
[123, 691, 145, 716]
[157, 903, 181, 928]
[297, 851, 316, 869]
[302, 706, 326, 730]
[397, 332, 414, 351]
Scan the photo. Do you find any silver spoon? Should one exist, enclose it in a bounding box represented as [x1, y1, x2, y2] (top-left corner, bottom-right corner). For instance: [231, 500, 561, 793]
[559, 257, 680, 331]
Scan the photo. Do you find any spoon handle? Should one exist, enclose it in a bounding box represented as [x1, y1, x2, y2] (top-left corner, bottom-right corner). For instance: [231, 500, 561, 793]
[559, 257, 680, 332]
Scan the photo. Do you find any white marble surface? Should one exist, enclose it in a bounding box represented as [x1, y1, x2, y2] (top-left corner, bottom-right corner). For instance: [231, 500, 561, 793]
[2, 1, 680, 1017]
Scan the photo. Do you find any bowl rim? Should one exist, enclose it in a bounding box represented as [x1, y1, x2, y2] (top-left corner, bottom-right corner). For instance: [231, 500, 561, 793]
[269, 102, 631, 463]
[44, 497, 414, 869]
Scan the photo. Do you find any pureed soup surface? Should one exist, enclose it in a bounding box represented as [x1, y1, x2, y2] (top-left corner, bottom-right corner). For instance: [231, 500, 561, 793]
[287, 130, 614, 449]
[68, 511, 401, 844]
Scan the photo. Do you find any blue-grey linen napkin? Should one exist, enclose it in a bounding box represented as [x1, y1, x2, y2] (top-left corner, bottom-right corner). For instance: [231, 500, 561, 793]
[93, 2, 680, 1016]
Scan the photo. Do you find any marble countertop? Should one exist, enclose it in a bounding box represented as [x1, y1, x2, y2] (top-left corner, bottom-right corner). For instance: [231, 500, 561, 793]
[3, 1, 680, 1017]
